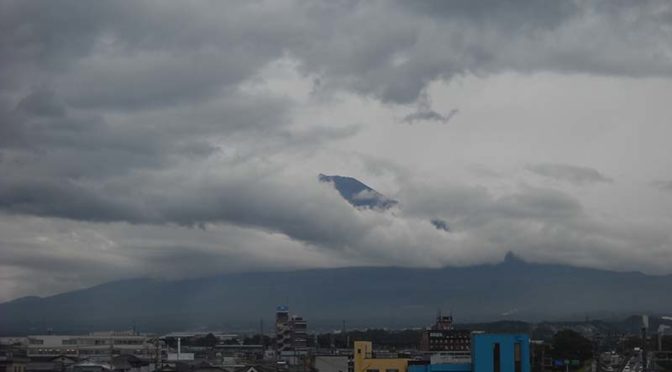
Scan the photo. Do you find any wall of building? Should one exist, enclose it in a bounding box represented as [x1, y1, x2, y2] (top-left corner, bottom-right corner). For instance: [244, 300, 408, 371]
[408, 363, 471, 372]
[353, 341, 408, 372]
[471, 334, 529, 372]
[314, 356, 349, 372]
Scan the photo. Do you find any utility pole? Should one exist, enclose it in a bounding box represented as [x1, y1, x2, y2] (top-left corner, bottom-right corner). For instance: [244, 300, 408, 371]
[642, 315, 648, 372]
[593, 332, 601, 372]
[260, 319, 265, 346]
[150, 337, 162, 372]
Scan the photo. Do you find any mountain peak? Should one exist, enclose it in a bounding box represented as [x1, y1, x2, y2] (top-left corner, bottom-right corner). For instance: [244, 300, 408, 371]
[503, 251, 526, 264]
[319, 174, 397, 209]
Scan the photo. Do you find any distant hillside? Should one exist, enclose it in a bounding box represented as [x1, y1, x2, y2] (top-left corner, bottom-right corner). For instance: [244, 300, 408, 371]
[1, 255, 672, 335]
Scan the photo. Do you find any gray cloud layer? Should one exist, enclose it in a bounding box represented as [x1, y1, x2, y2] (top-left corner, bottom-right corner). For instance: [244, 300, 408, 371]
[1, 0, 671, 300]
[527, 163, 613, 185]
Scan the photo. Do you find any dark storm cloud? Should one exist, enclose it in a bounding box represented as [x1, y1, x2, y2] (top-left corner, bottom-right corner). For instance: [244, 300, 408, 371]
[3, 0, 672, 109]
[290, 0, 672, 103]
[0, 0, 667, 232]
[527, 163, 613, 185]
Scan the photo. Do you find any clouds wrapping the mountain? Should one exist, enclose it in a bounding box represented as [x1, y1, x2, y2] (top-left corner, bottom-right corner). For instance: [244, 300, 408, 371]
[1, 0, 672, 301]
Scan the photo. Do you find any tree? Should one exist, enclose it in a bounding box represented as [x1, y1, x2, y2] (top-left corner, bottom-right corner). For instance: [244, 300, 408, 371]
[195, 333, 218, 347]
[551, 330, 593, 363]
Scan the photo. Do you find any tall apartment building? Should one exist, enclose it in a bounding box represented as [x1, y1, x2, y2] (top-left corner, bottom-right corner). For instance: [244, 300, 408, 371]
[275, 306, 308, 353]
[275, 305, 292, 352]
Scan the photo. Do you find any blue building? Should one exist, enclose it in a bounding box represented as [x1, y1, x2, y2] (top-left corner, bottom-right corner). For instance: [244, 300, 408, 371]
[409, 334, 530, 372]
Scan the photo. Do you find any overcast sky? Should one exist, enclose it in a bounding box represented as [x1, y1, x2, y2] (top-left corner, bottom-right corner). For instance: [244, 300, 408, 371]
[1, 0, 672, 302]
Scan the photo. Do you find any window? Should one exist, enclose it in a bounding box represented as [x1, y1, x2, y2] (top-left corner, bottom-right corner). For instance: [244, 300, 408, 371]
[493, 343, 501, 372]
[514, 343, 522, 372]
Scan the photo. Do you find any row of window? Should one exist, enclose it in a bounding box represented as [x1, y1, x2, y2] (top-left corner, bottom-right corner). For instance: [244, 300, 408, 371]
[28, 338, 145, 346]
[29, 348, 151, 355]
[430, 346, 469, 351]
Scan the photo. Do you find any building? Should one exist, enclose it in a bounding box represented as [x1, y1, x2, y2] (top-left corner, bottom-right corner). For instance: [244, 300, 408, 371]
[0, 349, 29, 372]
[353, 341, 408, 372]
[275, 306, 310, 365]
[314, 356, 349, 372]
[409, 333, 530, 372]
[275, 306, 308, 353]
[70, 361, 113, 372]
[25, 333, 154, 361]
[471, 334, 529, 372]
[289, 316, 307, 351]
[420, 315, 471, 356]
[275, 306, 291, 353]
[26, 355, 78, 372]
[233, 365, 276, 372]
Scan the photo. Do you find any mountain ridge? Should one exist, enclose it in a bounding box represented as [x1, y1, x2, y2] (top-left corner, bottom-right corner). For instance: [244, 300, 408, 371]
[2, 256, 671, 335]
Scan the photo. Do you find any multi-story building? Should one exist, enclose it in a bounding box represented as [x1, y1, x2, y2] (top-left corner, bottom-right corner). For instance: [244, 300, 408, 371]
[420, 315, 471, 356]
[0, 349, 29, 372]
[409, 334, 530, 372]
[275, 306, 308, 353]
[275, 306, 310, 366]
[289, 316, 307, 351]
[275, 306, 291, 353]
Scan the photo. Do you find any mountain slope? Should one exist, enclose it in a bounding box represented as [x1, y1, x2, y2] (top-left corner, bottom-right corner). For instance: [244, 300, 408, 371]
[2, 256, 671, 335]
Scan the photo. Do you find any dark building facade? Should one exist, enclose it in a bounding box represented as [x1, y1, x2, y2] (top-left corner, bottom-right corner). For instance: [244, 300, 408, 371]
[289, 316, 307, 351]
[420, 314, 471, 352]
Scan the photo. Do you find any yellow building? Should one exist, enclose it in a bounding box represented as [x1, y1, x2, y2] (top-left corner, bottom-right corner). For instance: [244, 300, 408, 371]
[353, 341, 409, 372]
